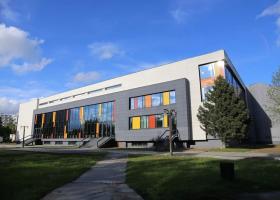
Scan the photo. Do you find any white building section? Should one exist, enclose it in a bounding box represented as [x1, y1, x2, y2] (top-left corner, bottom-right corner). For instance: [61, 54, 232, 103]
[16, 50, 245, 142]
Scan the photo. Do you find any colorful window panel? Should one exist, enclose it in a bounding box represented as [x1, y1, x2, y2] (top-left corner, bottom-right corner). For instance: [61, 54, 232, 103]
[130, 114, 171, 130]
[130, 90, 175, 110]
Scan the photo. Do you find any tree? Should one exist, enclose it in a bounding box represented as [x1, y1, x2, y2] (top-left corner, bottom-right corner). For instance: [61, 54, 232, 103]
[197, 76, 250, 146]
[268, 66, 280, 121]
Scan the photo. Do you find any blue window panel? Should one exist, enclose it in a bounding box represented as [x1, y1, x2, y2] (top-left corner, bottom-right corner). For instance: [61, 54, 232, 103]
[199, 64, 215, 79]
[138, 96, 143, 109]
[130, 98, 135, 110]
[170, 91, 176, 104]
[152, 93, 162, 107]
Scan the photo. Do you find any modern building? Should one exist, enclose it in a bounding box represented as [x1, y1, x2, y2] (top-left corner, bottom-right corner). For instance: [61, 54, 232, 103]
[247, 83, 280, 144]
[16, 50, 248, 147]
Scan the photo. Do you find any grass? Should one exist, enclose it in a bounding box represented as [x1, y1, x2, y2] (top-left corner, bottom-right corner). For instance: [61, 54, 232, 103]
[0, 150, 105, 200]
[127, 155, 280, 200]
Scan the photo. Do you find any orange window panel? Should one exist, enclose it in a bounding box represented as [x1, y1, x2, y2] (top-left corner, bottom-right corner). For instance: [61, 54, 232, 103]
[35, 115, 37, 124]
[145, 95, 152, 108]
[149, 115, 156, 129]
[79, 107, 84, 121]
[96, 123, 100, 137]
[201, 78, 215, 87]
[64, 125, 67, 139]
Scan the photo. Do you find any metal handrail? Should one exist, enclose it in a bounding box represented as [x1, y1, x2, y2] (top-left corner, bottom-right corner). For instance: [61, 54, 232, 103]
[78, 137, 91, 148]
[97, 135, 115, 148]
[18, 135, 33, 142]
[159, 128, 180, 141]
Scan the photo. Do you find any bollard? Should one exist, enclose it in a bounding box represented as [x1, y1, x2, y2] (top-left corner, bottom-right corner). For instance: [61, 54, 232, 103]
[220, 162, 235, 180]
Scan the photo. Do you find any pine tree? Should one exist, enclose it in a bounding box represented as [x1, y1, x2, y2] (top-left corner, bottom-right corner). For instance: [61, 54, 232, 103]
[197, 76, 250, 146]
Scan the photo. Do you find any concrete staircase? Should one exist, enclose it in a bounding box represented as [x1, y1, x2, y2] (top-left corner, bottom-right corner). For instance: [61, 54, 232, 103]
[81, 138, 99, 148]
[80, 136, 116, 149]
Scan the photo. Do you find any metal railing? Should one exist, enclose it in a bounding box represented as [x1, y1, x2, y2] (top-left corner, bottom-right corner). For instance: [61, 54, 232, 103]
[158, 128, 180, 141]
[97, 135, 115, 148]
[78, 137, 91, 148]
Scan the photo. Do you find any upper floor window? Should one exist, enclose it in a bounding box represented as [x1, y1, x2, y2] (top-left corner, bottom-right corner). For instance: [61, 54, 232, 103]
[130, 90, 176, 110]
[199, 63, 215, 79]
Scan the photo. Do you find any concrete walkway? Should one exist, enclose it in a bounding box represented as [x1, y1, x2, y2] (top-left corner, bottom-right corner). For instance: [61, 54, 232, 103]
[42, 152, 143, 200]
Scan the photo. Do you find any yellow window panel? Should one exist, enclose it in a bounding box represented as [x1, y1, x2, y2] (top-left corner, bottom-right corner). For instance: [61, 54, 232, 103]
[163, 114, 168, 128]
[80, 107, 84, 121]
[52, 112, 56, 127]
[98, 104, 102, 116]
[64, 125, 67, 139]
[163, 92, 170, 105]
[132, 117, 141, 129]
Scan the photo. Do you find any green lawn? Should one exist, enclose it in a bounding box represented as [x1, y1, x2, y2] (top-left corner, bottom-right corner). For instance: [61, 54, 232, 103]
[0, 150, 105, 200]
[127, 155, 280, 200]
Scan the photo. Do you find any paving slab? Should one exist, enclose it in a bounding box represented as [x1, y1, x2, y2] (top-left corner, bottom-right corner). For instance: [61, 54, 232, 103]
[42, 152, 143, 200]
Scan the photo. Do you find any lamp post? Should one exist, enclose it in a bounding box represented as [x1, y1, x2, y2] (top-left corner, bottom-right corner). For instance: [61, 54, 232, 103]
[164, 109, 176, 156]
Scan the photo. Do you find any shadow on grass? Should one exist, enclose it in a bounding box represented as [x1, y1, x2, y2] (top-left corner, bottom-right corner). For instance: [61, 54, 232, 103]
[127, 155, 280, 200]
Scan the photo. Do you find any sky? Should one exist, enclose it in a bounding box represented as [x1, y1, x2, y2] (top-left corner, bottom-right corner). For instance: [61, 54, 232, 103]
[0, 0, 280, 114]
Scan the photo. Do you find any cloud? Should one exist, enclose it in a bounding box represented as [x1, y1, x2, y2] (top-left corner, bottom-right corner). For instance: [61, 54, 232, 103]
[258, 0, 280, 17]
[73, 71, 101, 83]
[0, 23, 52, 72]
[88, 42, 125, 60]
[0, 0, 18, 22]
[170, 8, 188, 24]
[11, 58, 53, 74]
[0, 84, 57, 114]
[0, 97, 19, 114]
[258, 0, 280, 46]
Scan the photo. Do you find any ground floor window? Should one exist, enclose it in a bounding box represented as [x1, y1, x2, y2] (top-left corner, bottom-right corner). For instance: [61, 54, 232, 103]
[129, 114, 170, 130]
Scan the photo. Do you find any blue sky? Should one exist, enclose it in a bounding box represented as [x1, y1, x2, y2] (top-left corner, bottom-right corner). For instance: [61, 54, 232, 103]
[0, 0, 280, 114]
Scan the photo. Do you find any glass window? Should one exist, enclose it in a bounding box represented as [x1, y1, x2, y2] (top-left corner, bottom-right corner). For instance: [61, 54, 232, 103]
[202, 86, 213, 101]
[138, 96, 143, 109]
[130, 98, 135, 110]
[141, 116, 148, 129]
[199, 63, 215, 79]
[155, 114, 163, 128]
[170, 91, 176, 104]
[152, 93, 162, 107]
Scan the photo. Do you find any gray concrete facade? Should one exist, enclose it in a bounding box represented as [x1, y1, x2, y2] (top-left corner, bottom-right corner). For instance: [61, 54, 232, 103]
[34, 78, 192, 143]
[248, 83, 280, 144]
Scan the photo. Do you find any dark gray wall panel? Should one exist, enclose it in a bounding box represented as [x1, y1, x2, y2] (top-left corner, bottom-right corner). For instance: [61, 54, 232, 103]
[34, 79, 192, 142]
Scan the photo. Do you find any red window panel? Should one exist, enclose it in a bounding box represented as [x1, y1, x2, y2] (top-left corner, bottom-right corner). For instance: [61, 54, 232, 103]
[134, 98, 138, 109]
[149, 115, 156, 129]
[66, 110, 69, 121]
